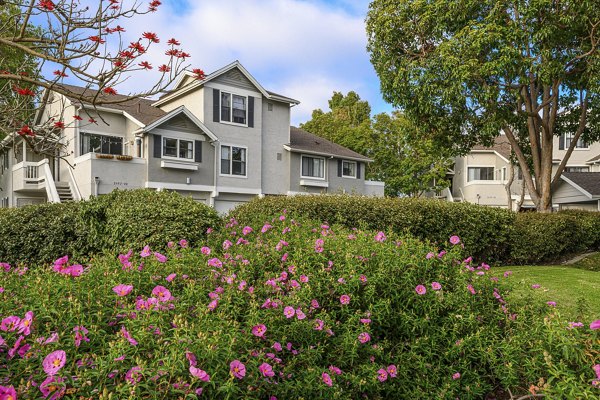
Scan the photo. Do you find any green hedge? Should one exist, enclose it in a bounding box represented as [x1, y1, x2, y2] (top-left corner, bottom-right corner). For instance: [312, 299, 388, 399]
[229, 195, 600, 265]
[0, 189, 220, 266]
[230, 195, 516, 263]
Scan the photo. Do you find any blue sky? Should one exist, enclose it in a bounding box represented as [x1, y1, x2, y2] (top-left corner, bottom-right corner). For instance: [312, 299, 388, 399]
[115, 0, 393, 125]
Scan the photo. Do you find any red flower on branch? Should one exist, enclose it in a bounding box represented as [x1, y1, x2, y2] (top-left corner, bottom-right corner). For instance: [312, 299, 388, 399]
[18, 125, 34, 136]
[89, 36, 106, 44]
[176, 51, 191, 59]
[129, 42, 146, 53]
[39, 0, 55, 11]
[158, 64, 171, 73]
[165, 49, 179, 57]
[192, 68, 206, 80]
[148, 0, 161, 11]
[88, 118, 98, 124]
[54, 121, 65, 129]
[118, 50, 135, 59]
[103, 87, 117, 95]
[143, 32, 159, 43]
[113, 60, 125, 69]
[73, 115, 83, 121]
[167, 38, 180, 46]
[13, 86, 36, 96]
[138, 61, 153, 70]
[53, 70, 68, 77]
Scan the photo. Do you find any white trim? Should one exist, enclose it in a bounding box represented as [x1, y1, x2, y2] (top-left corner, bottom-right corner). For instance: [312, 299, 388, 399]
[283, 145, 372, 163]
[73, 152, 146, 165]
[79, 131, 125, 157]
[342, 160, 357, 178]
[219, 144, 248, 178]
[300, 154, 326, 180]
[208, 82, 262, 99]
[145, 181, 215, 192]
[143, 106, 218, 141]
[217, 186, 261, 195]
[365, 180, 385, 187]
[160, 160, 198, 171]
[80, 104, 145, 127]
[300, 179, 329, 188]
[162, 136, 195, 161]
[470, 149, 510, 163]
[218, 90, 249, 127]
[559, 175, 594, 199]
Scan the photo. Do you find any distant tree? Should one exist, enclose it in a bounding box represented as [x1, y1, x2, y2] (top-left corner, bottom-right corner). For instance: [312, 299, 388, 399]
[300, 92, 453, 197]
[0, 0, 204, 157]
[367, 0, 600, 212]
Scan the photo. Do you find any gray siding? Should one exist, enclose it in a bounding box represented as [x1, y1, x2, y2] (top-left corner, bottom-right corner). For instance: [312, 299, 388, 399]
[261, 100, 291, 195]
[553, 180, 592, 203]
[212, 69, 257, 92]
[288, 152, 366, 194]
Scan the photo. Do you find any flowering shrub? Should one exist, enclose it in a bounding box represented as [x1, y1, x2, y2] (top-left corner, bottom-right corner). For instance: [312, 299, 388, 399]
[0, 215, 598, 398]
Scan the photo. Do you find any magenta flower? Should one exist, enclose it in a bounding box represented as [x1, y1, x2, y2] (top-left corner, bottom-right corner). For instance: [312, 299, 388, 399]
[259, 362, 275, 377]
[190, 366, 210, 382]
[207, 258, 222, 268]
[296, 308, 307, 320]
[359, 274, 368, 284]
[531, 284, 541, 289]
[201, 246, 211, 255]
[67, 264, 83, 277]
[375, 231, 386, 242]
[152, 285, 172, 302]
[208, 300, 218, 311]
[377, 368, 388, 382]
[322, 372, 333, 386]
[1, 316, 20, 332]
[230, 360, 246, 379]
[40, 375, 65, 399]
[43, 350, 66, 375]
[17, 310, 34, 336]
[340, 294, 350, 305]
[284, 306, 295, 318]
[0, 385, 17, 400]
[590, 320, 600, 330]
[467, 284, 476, 295]
[503, 270, 512, 277]
[252, 324, 267, 338]
[358, 332, 371, 344]
[547, 301, 557, 307]
[120, 326, 138, 346]
[452, 372, 461, 380]
[311, 299, 320, 309]
[431, 282, 442, 291]
[426, 252, 434, 259]
[154, 252, 167, 263]
[166, 273, 176, 282]
[261, 223, 272, 233]
[125, 366, 143, 385]
[140, 245, 151, 257]
[112, 284, 133, 297]
[314, 319, 324, 331]
[415, 285, 426, 295]
[242, 226, 253, 235]
[449, 235, 461, 245]
[387, 364, 397, 377]
[329, 365, 342, 375]
[73, 325, 90, 348]
[179, 239, 189, 248]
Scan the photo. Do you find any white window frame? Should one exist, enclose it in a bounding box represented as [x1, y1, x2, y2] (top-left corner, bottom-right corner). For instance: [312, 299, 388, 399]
[565, 133, 589, 150]
[220, 144, 248, 178]
[162, 137, 194, 161]
[564, 166, 590, 173]
[342, 160, 357, 178]
[467, 165, 495, 182]
[80, 131, 124, 156]
[220, 91, 248, 127]
[301, 155, 326, 180]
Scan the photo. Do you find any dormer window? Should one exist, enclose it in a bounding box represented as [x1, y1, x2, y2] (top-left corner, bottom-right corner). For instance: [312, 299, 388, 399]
[221, 92, 247, 125]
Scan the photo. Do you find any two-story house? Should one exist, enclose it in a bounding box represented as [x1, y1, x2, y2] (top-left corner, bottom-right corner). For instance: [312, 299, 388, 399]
[448, 134, 600, 211]
[0, 61, 384, 211]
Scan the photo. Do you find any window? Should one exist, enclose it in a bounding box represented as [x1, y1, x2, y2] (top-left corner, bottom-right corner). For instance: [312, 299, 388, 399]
[221, 91, 247, 125]
[501, 167, 507, 181]
[221, 145, 246, 176]
[565, 166, 589, 172]
[565, 133, 588, 149]
[163, 137, 193, 160]
[342, 160, 357, 178]
[467, 167, 494, 181]
[301, 156, 325, 179]
[80, 132, 123, 155]
[268, 103, 273, 111]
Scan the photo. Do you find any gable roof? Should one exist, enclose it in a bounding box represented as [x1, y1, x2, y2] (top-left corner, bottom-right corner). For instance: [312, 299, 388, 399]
[57, 84, 166, 125]
[138, 106, 218, 141]
[561, 172, 600, 197]
[153, 61, 300, 107]
[286, 127, 372, 162]
[587, 154, 600, 164]
[471, 135, 512, 160]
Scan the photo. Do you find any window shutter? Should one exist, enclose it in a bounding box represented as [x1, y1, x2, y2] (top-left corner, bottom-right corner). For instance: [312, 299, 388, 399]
[337, 160, 342, 177]
[195, 140, 202, 163]
[248, 96, 254, 128]
[153, 134, 162, 158]
[213, 89, 220, 122]
[559, 134, 565, 150]
[357, 163, 361, 179]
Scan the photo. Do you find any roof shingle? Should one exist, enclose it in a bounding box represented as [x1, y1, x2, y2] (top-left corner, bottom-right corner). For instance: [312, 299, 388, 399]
[288, 127, 371, 161]
[561, 172, 600, 196]
[471, 135, 512, 159]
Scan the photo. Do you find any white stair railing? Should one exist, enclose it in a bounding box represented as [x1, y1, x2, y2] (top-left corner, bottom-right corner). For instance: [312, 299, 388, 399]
[40, 159, 60, 203]
[66, 165, 82, 201]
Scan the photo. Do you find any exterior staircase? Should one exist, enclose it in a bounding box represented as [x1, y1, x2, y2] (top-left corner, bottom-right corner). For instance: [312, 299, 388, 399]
[55, 182, 74, 202]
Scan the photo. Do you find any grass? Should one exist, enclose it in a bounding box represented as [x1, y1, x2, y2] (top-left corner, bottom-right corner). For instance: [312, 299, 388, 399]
[494, 255, 600, 322]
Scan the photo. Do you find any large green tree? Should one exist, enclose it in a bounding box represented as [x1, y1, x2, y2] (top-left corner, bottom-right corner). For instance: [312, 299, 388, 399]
[367, 0, 600, 211]
[300, 92, 453, 197]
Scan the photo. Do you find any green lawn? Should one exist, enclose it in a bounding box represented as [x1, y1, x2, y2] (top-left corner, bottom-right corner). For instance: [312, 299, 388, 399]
[494, 259, 600, 322]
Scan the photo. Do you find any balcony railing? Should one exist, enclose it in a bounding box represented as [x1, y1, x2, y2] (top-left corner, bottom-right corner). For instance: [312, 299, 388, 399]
[12, 159, 60, 202]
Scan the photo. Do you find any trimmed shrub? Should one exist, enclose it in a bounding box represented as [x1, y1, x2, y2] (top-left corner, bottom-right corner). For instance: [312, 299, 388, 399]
[229, 195, 516, 263]
[0, 189, 220, 265]
[0, 216, 597, 399]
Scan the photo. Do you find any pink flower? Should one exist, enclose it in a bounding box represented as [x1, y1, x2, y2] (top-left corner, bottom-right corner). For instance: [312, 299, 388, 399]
[18, 310, 34, 336]
[261, 224, 272, 233]
[152, 285, 172, 302]
[252, 324, 267, 337]
[415, 285, 426, 295]
[273, 342, 282, 352]
[531, 284, 541, 289]
[387, 364, 397, 377]
[449, 235, 461, 245]
[166, 273, 176, 282]
[359, 274, 368, 284]
[284, 306, 295, 318]
[73, 325, 89, 347]
[311, 299, 320, 309]
[314, 319, 324, 330]
[1, 316, 20, 332]
[358, 332, 371, 344]
[431, 282, 442, 291]
[590, 320, 600, 330]
[230, 360, 246, 379]
[375, 231, 386, 242]
[259, 362, 275, 377]
[201, 246, 211, 255]
[467, 284, 476, 295]
[140, 245, 151, 257]
[0, 385, 17, 399]
[547, 301, 557, 307]
[154, 252, 167, 263]
[426, 252, 435, 259]
[223, 240, 232, 250]
[340, 294, 350, 305]
[120, 326, 138, 346]
[452, 372, 461, 380]
[593, 364, 600, 379]
[329, 365, 342, 375]
[296, 309, 306, 320]
[112, 284, 133, 297]
[207, 258, 222, 268]
[208, 300, 218, 311]
[179, 239, 188, 248]
[322, 372, 333, 386]
[43, 350, 66, 375]
[503, 270, 512, 277]
[377, 368, 388, 382]
[40, 375, 65, 399]
[125, 366, 143, 385]
[190, 366, 210, 381]
[242, 226, 253, 235]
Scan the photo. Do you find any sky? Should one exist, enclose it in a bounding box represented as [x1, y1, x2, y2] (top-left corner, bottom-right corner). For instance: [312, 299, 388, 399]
[104, 0, 394, 125]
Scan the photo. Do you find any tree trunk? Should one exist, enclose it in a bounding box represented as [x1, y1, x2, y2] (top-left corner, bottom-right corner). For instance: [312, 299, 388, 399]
[505, 162, 515, 210]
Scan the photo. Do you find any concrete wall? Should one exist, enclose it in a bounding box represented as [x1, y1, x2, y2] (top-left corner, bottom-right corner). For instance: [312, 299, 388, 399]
[261, 100, 291, 195]
[158, 88, 204, 121]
